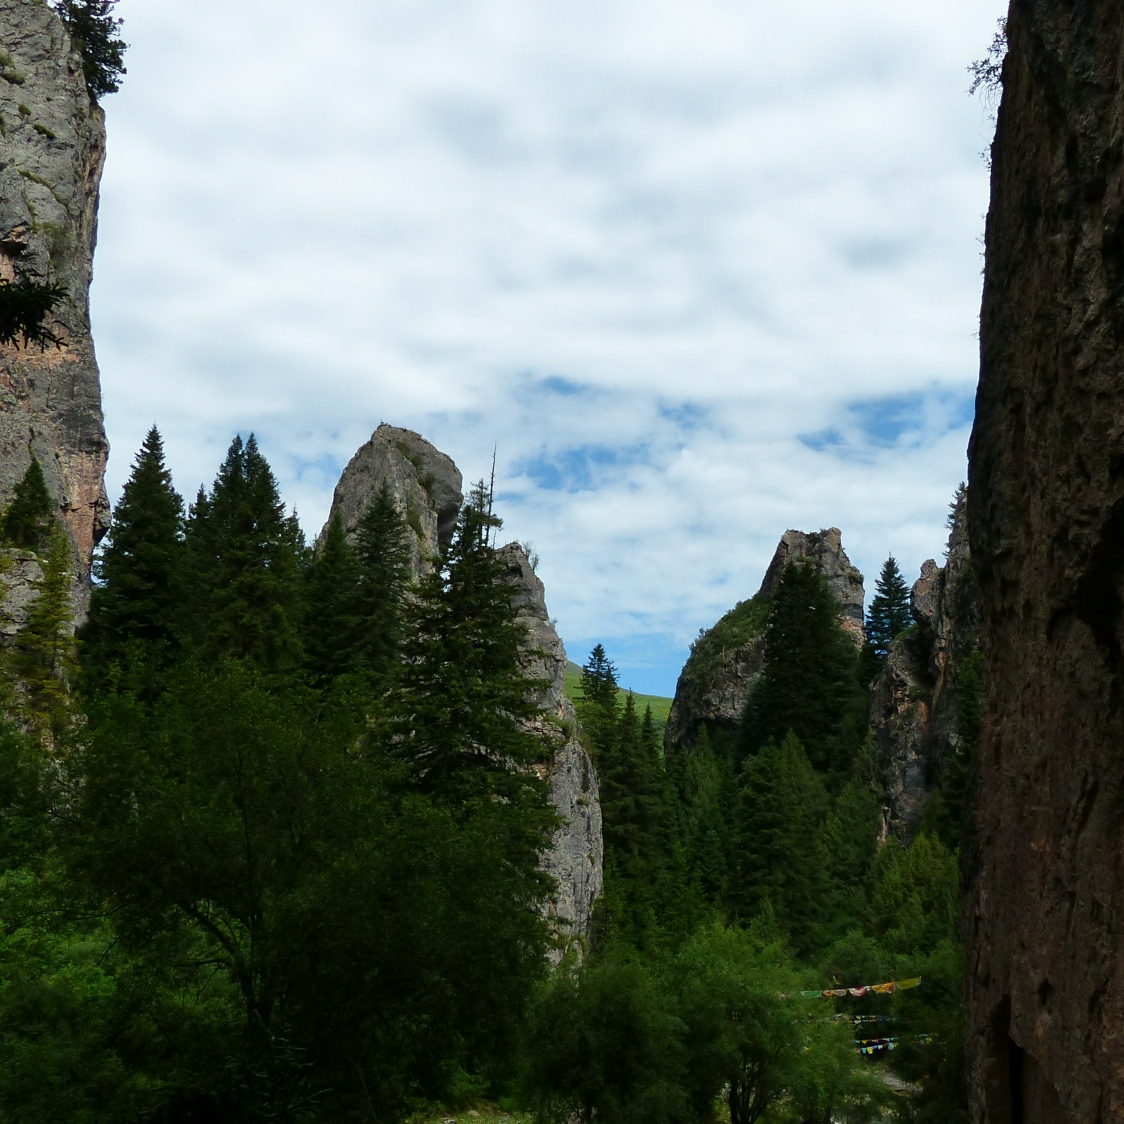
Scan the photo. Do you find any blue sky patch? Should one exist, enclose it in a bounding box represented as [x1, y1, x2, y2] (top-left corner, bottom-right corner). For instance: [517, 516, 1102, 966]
[516, 443, 650, 492]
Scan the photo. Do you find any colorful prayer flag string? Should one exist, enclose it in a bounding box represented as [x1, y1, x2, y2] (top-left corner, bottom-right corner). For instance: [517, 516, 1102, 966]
[791, 976, 921, 1000]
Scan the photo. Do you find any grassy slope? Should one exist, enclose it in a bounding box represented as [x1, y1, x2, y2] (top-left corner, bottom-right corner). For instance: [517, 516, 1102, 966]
[563, 661, 673, 726]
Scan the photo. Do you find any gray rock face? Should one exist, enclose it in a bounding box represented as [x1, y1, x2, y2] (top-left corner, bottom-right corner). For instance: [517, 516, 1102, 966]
[869, 493, 979, 836]
[758, 528, 865, 647]
[0, 0, 109, 582]
[499, 544, 603, 956]
[321, 425, 463, 576]
[665, 527, 864, 754]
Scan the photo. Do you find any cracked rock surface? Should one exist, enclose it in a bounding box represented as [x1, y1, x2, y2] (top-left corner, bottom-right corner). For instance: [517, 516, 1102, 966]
[0, 0, 108, 594]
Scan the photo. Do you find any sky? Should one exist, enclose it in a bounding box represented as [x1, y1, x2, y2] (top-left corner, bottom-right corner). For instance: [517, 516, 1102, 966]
[91, 0, 1007, 696]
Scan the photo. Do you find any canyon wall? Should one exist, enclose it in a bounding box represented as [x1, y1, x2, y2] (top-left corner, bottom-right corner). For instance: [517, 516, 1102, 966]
[0, 0, 108, 584]
[869, 494, 979, 836]
[966, 3, 1124, 1119]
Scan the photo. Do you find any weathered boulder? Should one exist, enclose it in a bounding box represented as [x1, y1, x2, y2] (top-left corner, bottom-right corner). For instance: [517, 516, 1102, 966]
[499, 544, 603, 957]
[869, 493, 979, 836]
[320, 424, 463, 576]
[0, 0, 109, 586]
[665, 527, 864, 754]
[965, 4, 1124, 1118]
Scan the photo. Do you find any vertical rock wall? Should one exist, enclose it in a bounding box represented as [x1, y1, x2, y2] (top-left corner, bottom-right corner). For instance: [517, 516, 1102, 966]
[869, 495, 979, 835]
[0, 0, 109, 580]
[966, 3, 1124, 1119]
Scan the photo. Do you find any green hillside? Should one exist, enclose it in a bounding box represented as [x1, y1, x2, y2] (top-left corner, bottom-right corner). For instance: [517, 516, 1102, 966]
[563, 660, 673, 727]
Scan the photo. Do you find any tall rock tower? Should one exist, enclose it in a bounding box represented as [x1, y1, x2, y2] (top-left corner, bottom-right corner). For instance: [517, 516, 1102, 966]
[0, 0, 109, 581]
[967, 4, 1124, 1120]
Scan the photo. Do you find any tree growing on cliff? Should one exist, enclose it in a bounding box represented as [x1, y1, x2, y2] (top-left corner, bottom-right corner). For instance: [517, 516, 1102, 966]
[865, 555, 911, 664]
[2, 457, 54, 551]
[52, 0, 127, 100]
[0, 279, 67, 349]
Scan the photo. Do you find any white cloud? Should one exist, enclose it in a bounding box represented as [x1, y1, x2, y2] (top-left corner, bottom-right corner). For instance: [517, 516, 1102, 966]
[92, 0, 1005, 693]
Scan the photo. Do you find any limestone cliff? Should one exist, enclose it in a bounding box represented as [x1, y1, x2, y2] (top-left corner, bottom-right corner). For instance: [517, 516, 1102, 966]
[665, 528, 864, 754]
[322, 424, 462, 578]
[869, 494, 979, 835]
[500, 544, 603, 954]
[965, 3, 1124, 1119]
[0, 0, 108, 583]
[324, 433, 603, 952]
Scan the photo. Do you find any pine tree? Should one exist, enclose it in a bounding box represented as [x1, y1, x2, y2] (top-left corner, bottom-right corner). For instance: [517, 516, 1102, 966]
[185, 435, 305, 670]
[3, 457, 53, 551]
[678, 726, 733, 903]
[9, 526, 74, 738]
[353, 482, 412, 682]
[303, 513, 361, 684]
[742, 561, 866, 774]
[728, 731, 830, 955]
[865, 555, 911, 663]
[52, 0, 127, 99]
[383, 482, 548, 801]
[81, 427, 185, 690]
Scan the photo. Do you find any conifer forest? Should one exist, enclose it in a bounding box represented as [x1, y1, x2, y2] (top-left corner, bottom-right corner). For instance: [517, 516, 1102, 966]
[0, 428, 970, 1123]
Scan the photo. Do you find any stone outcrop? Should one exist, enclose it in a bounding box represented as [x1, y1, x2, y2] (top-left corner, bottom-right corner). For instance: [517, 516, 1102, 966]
[0, 0, 109, 584]
[326, 432, 603, 953]
[500, 545, 603, 954]
[869, 493, 979, 835]
[965, 4, 1124, 1119]
[758, 528, 866, 647]
[665, 527, 864, 754]
[321, 424, 463, 577]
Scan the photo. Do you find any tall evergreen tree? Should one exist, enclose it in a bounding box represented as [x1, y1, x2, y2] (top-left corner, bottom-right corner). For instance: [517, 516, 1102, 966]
[728, 731, 830, 954]
[678, 727, 733, 904]
[3, 457, 53, 551]
[8, 526, 74, 738]
[742, 562, 866, 774]
[185, 435, 305, 671]
[303, 512, 361, 684]
[383, 482, 549, 802]
[865, 555, 911, 662]
[81, 427, 184, 689]
[353, 482, 412, 682]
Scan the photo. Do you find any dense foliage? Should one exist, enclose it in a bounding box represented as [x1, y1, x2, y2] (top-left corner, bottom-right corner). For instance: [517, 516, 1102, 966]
[0, 431, 557, 1121]
[0, 435, 970, 1122]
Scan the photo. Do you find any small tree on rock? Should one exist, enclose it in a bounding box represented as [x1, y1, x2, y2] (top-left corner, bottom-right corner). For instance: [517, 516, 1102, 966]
[865, 555, 912, 664]
[52, 0, 127, 99]
[3, 457, 54, 552]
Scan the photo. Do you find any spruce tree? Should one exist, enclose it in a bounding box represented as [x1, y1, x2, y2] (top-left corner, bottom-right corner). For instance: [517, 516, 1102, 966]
[185, 435, 305, 670]
[303, 512, 361, 684]
[353, 482, 412, 682]
[678, 726, 733, 903]
[728, 731, 830, 955]
[383, 482, 549, 802]
[742, 561, 866, 774]
[81, 427, 185, 689]
[9, 526, 74, 738]
[865, 555, 912, 663]
[3, 457, 53, 551]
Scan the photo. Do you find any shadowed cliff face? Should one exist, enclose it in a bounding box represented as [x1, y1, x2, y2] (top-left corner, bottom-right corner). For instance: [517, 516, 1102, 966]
[966, 3, 1124, 1120]
[0, 0, 109, 581]
[869, 495, 979, 836]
